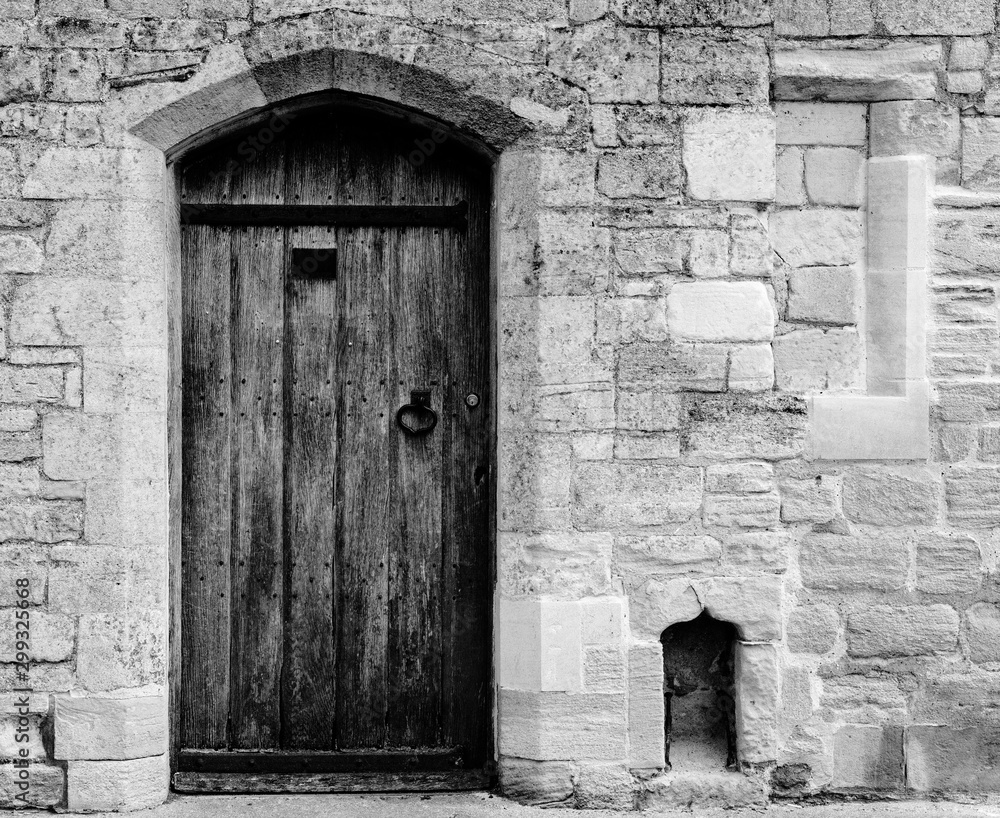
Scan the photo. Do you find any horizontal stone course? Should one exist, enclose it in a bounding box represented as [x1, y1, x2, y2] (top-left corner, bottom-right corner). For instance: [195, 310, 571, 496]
[55, 696, 167, 761]
[847, 605, 959, 657]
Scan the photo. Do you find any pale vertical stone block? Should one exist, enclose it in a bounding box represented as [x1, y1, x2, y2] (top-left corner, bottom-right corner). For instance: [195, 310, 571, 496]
[541, 600, 583, 692]
[628, 641, 665, 770]
[582, 597, 624, 645]
[54, 695, 167, 761]
[734, 643, 778, 764]
[729, 344, 775, 392]
[682, 110, 775, 202]
[498, 598, 542, 691]
[498, 598, 583, 693]
[67, 754, 168, 811]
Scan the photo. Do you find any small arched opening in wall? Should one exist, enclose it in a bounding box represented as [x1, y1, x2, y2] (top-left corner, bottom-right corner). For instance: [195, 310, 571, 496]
[660, 613, 738, 773]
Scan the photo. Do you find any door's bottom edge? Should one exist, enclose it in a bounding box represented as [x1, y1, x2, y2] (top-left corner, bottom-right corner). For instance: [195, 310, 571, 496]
[172, 770, 494, 794]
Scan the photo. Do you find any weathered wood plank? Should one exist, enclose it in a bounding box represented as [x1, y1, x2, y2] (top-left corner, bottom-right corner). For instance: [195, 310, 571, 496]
[173, 770, 493, 794]
[180, 224, 233, 750]
[177, 748, 465, 773]
[335, 226, 391, 749]
[282, 228, 337, 749]
[180, 202, 468, 228]
[387, 226, 445, 748]
[229, 225, 285, 749]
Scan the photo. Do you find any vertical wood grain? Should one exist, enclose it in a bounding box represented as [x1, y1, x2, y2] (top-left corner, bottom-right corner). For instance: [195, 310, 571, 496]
[180, 224, 232, 749]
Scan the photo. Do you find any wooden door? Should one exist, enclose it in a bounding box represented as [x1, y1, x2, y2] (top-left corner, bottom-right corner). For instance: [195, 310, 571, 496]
[175, 107, 493, 793]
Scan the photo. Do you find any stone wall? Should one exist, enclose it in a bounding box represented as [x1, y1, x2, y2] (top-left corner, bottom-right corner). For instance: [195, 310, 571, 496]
[0, 0, 999, 811]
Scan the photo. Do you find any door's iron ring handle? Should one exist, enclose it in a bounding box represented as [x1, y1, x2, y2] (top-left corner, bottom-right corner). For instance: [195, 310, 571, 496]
[396, 390, 438, 436]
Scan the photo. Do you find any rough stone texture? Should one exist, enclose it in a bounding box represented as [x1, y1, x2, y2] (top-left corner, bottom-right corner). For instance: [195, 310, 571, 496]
[832, 725, 904, 789]
[773, 328, 863, 393]
[965, 603, 1000, 665]
[804, 147, 864, 207]
[660, 33, 768, 105]
[667, 281, 774, 342]
[67, 754, 168, 811]
[787, 604, 839, 654]
[770, 210, 863, 268]
[842, 468, 940, 526]
[787, 267, 857, 324]
[54, 695, 167, 761]
[962, 118, 1000, 190]
[800, 532, 908, 591]
[847, 606, 960, 658]
[776, 102, 867, 145]
[682, 110, 776, 202]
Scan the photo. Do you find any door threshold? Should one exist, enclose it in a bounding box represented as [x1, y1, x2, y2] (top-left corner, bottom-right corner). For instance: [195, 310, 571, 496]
[173, 770, 494, 794]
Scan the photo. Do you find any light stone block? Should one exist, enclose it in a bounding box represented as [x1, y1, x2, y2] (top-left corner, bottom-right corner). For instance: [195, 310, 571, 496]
[571, 462, 702, 530]
[54, 695, 167, 761]
[547, 23, 659, 104]
[787, 266, 857, 324]
[628, 578, 701, 640]
[667, 281, 774, 342]
[0, 610, 73, 661]
[832, 725, 903, 789]
[951, 38, 989, 70]
[628, 641, 665, 769]
[947, 70, 983, 94]
[775, 102, 867, 145]
[962, 118, 1000, 190]
[500, 689, 627, 761]
[769, 209, 863, 268]
[23, 148, 163, 201]
[67, 754, 168, 812]
[810, 384, 930, 460]
[773, 43, 942, 101]
[776, 146, 806, 206]
[0, 235, 41, 274]
[734, 643, 778, 764]
[83, 347, 167, 413]
[729, 344, 774, 391]
[498, 598, 585, 693]
[682, 110, 775, 202]
[695, 575, 782, 641]
[42, 413, 166, 482]
[870, 100, 960, 159]
[804, 147, 864, 207]
[773, 328, 863, 393]
[847, 605, 959, 658]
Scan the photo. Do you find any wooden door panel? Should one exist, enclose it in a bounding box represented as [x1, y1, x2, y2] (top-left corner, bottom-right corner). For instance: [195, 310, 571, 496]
[282, 230, 338, 750]
[179, 107, 493, 783]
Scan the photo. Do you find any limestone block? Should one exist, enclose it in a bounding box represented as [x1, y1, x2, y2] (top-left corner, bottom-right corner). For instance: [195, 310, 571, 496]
[952, 38, 989, 70]
[721, 531, 791, 574]
[547, 23, 658, 103]
[735, 643, 778, 764]
[55, 695, 166, 761]
[67, 754, 168, 812]
[49, 545, 166, 615]
[617, 341, 728, 391]
[540, 150, 596, 207]
[0, 365, 63, 404]
[76, 611, 166, 691]
[641, 770, 767, 809]
[832, 725, 903, 789]
[628, 578, 701, 639]
[667, 282, 774, 342]
[936, 382, 1000, 422]
[787, 604, 839, 654]
[612, 229, 685, 275]
[498, 598, 582, 693]
[575, 762, 633, 808]
[499, 532, 612, 599]
[582, 598, 624, 645]
[660, 33, 768, 106]
[811, 387, 930, 460]
[23, 148, 162, 201]
[946, 466, 1000, 527]
[787, 266, 857, 324]
[687, 230, 728, 278]
[614, 431, 679, 460]
[85, 479, 167, 548]
[0, 235, 41, 274]
[597, 148, 679, 200]
[776, 102, 867, 146]
[915, 534, 982, 595]
[773, 44, 942, 101]
[537, 297, 608, 386]
[583, 643, 626, 693]
[614, 105, 681, 146]
[705, 462, 773, 494]
[536, 211, 610, 295]
[905, 725, 1000, 791]
[46, 200, 164, 280]
[50, 49, 102, 102]
[842, 468, 939, 526]
[696, 576, 782, 641]
[948, 71, 984, 94]
[703, 492, 780, 529]
[820, 674, 907, 723]
[729, 344, 774, 392]
[83, 347, 167, 414]
[628, 641, 665, 769]
[935, 208, 1000, 275]
[799, 532, 907, 591]
[613, 0, 769, 26]
[686, 394, 807, 461]
[0, 609, 73, 661]
[0, 49, 41, 105]
[877, 0, 994, 34]
[847, 605, 959, 658]
[683, 110, 775, 202]
[0, 500, 82, 544]
[779, 475, 838, 523]
[499, 757, 574, 806]
[187, 0, 250, 17]
[615, 388, 681, 432]
[865, 157, 931, 278]
[0, 431, 41, 462]
[569, 0, 607, 22]
[773, 328, 862, 393]
[0, 713, 44, 759]
[964, 603, 1000, 664]
[606, 297, 669, 344]
[962, 118, 1000, 190]
[500, 689, 627, 760]
[729, 214, 773, 278]
[614, 535, 721, 578]
[10, 277, 166, 347]
[42, 413, 165, 482]
[572, 462, 701, 530]
[769, 210, 863, 268]
[804, 148, 864, 207]
[538, 384, 614, 432]
[869, 100, 959, 159]
[0, 762, 64, 808]
[777, 147, 806, 206]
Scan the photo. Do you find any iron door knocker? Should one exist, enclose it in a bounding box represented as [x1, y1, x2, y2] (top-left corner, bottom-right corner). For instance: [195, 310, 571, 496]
[396, 390, 438, 436]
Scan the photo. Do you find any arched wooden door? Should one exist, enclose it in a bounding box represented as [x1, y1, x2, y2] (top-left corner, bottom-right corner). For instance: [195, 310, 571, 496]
[175, 105, 493, 792]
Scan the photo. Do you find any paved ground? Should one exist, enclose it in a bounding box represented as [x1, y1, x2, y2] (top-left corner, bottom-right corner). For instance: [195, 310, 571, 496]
[15, 792, 999, 817]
